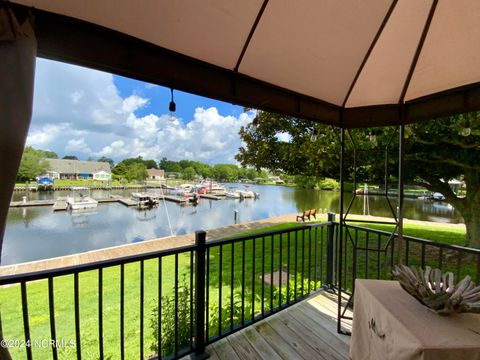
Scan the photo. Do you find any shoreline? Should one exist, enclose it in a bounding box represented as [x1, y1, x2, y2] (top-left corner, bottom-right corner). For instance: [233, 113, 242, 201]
[0, 213, 464, 277]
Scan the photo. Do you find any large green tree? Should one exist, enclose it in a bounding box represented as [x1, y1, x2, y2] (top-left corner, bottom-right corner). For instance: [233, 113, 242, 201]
[112, 158, 148, 181]
[212, 164, 239, 182]
[236, 111, 480, 248]
[182, 166, 197, 181]
[17, 146, 49, 182]
[159, 157, 182, 173]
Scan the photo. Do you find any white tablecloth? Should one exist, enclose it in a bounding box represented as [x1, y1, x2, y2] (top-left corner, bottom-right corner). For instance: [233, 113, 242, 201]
[350, 279, 480, 360]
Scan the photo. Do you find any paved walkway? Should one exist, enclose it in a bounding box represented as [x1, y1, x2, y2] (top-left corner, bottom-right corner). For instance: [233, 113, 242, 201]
[0, 212, 464, 277]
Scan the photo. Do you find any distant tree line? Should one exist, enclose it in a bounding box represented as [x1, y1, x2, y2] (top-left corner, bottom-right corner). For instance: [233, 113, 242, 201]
[158, 157, 264, 182]
[16, 147, 264, 183]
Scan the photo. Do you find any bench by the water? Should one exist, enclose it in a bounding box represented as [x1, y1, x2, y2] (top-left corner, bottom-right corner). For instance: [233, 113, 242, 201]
[296, 209, 317, 222]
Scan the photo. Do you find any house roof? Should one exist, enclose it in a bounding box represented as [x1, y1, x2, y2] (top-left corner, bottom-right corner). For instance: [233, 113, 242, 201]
[147, 169, 165, 177]
[10, 0, 480, 127]
[46, 159, 111, 174]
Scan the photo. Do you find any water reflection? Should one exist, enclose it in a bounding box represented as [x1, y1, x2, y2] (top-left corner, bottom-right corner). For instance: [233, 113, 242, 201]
[3, 185, 462, 265]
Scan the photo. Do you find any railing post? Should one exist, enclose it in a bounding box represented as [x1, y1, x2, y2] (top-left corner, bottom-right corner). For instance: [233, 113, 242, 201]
[326, 212, 336, 290]
[193, 230, 209, 359]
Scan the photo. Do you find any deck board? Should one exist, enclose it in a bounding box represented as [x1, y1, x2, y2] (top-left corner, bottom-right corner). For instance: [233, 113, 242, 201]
[279, 310, 348, 360]
[253, 321, 305, 359]
[212, 338, 241, 360]
[182, 291, 351, 360]
[226, 331, 262, 360]
[265, 315, 331, 360]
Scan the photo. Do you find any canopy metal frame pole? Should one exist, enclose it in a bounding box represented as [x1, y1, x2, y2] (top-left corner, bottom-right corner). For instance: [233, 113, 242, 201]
[336, 123, 405, 334]
[397, 124, 405, 264]
[337, 125, 346, 334]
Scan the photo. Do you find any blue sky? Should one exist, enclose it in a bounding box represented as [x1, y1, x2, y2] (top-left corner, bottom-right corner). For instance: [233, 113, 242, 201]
[26, 59, 256, 164]
[114, 76, 245, 122]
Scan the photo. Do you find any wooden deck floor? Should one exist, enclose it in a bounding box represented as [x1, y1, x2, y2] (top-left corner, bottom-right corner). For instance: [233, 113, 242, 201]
[184, 291, 352, 360]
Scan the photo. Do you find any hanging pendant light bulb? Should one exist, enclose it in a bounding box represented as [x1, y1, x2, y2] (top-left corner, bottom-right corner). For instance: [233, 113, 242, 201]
[462, 120, 471, 137]
[168, 88, 177, 122]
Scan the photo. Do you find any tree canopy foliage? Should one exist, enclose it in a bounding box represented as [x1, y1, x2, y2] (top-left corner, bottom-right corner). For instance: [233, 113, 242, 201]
[112, 157, 149, 181]
[38, 150, 57, 159]
[17, 146, 49, 182]
[237, 111, 480, 248]
[97, 157, 114, 167]
[158, 157, 259, 182]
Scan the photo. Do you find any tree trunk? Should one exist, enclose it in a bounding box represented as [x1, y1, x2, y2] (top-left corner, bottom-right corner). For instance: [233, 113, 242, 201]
[415, 172, 480, 249]
[462, 202, 480, 248]
[462, 169, 480, 248]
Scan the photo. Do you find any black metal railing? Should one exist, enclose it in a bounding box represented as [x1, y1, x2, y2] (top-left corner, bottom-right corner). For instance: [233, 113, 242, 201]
[0, 244, 198, 360]
[202, 222, 331, 346]
[2, 218, 479, 359]
[0, 222, 331, 360]
[337, 223, 480, 294]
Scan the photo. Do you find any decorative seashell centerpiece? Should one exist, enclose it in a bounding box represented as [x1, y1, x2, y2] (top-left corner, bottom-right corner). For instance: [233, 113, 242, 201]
[392, 265, 480, 315]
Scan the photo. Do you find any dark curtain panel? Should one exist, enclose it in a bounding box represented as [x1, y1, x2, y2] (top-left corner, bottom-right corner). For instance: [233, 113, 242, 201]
[0, 7, 36, 263]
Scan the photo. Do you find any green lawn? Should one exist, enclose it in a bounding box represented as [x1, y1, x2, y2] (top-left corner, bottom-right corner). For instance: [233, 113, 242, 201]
[0, 220, 474, 359]
[0, 224, 318, 359]
[351, 222, 466, 247]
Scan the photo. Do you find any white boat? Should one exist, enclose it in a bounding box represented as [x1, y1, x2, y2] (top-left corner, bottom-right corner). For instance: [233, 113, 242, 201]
[205, 182, 226, 196]
[225, 190, 240, 198]
[175, 183, 195, 196]
[195, 181, 226, 196]
[67, 187, 98, 210]
[131, 192, 158, 207]
[238, 190, 256, 198]
[208, 186, 226, 196]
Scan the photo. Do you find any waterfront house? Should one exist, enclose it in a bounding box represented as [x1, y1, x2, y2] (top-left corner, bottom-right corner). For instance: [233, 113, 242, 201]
[147, 168, 165, 182]
[45, 159, 112, 181]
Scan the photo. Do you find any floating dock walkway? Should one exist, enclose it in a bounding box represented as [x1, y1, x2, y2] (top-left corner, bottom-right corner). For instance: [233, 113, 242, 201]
[10, 200, 54, 207]
[52, 198, 68, 211]
[199, 194, 221, 200]
[118, 198, 138, 207]
[157, 195, 188, 203]
[9, 194, 192, 210]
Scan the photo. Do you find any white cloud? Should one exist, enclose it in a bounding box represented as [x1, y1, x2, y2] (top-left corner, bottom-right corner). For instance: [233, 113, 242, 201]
[66, 138, 91, 154]
[70, 90, 84, 104]
[27, 59, 254, 163]
[122, 95, 149, 113]
[96, 140, 129, 157]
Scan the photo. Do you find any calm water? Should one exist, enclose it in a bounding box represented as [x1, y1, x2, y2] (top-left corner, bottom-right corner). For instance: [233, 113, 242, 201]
[3, 185, 462, 265]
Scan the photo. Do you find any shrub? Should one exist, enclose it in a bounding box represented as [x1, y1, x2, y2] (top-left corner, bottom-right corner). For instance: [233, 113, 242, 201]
[150, 278, 252, 357]
[273, 275, 321, 303]
[318, 178, 339, 191]
[149, 276, 193, 357]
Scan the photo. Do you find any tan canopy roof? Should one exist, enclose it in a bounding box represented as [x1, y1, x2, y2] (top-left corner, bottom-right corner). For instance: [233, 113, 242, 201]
[10, 0, 480, 127]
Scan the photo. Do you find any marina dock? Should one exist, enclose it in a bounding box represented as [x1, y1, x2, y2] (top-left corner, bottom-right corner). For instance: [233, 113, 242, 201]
[52, 198, 68, 211]
[159, 195, 188, 203]
[10, 200, 54, 207]
[199, 194, 221, 200]
[10, 192, 213, 211]
[118, 198, 138, 207]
